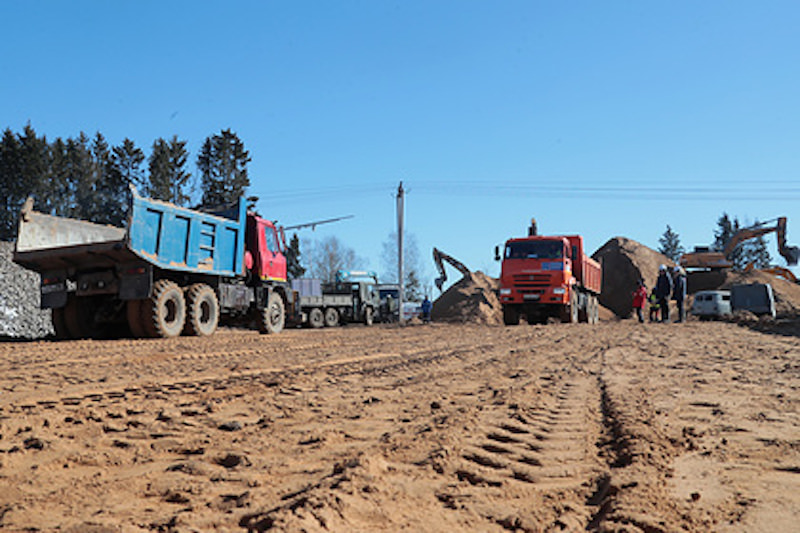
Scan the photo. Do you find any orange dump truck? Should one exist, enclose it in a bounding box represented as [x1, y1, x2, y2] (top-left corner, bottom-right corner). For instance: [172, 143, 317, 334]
[495, 219, 602, 325]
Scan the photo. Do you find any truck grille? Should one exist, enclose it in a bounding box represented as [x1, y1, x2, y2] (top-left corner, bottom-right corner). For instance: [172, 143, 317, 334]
[512, 273, 551, 288]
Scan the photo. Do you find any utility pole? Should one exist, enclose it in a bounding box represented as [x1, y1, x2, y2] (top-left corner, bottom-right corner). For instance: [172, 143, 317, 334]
[396, 181, 405, 324]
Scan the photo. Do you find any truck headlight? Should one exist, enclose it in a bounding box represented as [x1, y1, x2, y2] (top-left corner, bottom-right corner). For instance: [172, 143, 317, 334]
[499, 288, 511, 296]
[552, 287, 566, 294]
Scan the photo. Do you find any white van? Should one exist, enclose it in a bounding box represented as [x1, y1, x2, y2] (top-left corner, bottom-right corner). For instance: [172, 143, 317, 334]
[691, 290, 732, 319]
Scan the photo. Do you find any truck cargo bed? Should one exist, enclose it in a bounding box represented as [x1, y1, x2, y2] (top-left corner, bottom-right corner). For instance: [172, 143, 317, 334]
[14, 190, 246, 278]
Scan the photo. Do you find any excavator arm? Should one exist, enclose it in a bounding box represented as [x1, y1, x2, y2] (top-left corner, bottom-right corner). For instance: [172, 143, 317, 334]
[432, 247, 471, 291]
[682, 216, 799, 269]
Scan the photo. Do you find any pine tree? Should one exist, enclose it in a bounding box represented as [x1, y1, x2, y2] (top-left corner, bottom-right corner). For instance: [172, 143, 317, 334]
[714, 213, 747, 270]
[47, 138, 73, 217]
[0, 128, 23, 240]
[742, 219, 772, 269]
[657, 225, 684, 262]
[197, 129, 251, 208]
[285, 233, 306, 280]
[109, 138, 145, 226]
[90, 132, 130, 226]
[147, 136, 192, 206]
[18, 124, 49, 210]
[66, 133, 96, 220]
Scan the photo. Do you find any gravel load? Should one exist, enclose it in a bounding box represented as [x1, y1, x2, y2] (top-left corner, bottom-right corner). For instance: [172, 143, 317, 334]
[0, 241, 53, 339]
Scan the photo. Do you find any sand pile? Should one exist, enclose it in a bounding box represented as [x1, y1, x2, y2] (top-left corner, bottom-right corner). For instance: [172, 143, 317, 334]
[592, 237, 674, 318]
[431, 271, 502, 325]
[721, 270, 800, 317]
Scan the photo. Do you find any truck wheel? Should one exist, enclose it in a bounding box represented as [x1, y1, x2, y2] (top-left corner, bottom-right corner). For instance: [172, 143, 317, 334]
[308, 307, 324, 329]
[64, 295, 94, 339]
[364, 306, 374, 326]
[502, 306, 520, 326]
[324, 307, 339, 327]
[260, 292, 285, 334]
[51, 307, 71, 339]
[560, 291, 579, 324]
[126, 299, 147, 338]
[184, 284, 219, 336]
[590, 295, 600, 324]
[142, 280, 186, 338]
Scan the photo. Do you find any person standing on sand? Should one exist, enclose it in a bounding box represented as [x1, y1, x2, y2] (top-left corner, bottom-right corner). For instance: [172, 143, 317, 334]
[421, 296, 432, 323]
[672, 266, 687, 323]
[632, 279, 648, 323]
[654, 264, 673, 322]
[648, 288, 660, 322]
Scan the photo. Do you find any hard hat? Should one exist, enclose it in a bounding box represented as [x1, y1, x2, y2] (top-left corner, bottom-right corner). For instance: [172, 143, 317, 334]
[659, 264, 666, 271]
[673, 266, 681, 273]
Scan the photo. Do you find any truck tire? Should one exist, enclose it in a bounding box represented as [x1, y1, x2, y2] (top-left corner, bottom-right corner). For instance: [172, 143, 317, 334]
[324, 307, 339, 327]
[259, 292, 285, 334]
[364, 306, 374, 326]
[308, 307, 324, 329]
[126, 299, 147, 338]
[502, 305, 520, 326]
[184, 284, 219, 336]
[142, 280, 186, 338]
[560, 291, 579, 324]
[586, 294, 597, 324]
[64, 295, 94, 339]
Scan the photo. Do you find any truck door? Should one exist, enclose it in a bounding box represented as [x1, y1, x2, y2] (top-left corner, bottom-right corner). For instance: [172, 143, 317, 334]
[260, 221, 287, 282]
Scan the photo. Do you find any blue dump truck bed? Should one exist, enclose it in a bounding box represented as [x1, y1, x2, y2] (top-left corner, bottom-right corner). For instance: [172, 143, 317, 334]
[14, 189, 246, 279]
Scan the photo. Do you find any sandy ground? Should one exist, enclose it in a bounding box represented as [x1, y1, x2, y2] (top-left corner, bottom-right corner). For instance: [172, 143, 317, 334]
[0, 321, 798, 532]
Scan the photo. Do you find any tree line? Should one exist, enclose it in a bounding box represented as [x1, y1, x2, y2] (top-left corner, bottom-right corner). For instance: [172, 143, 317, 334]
[658, 213, 773, 270]
[0, 124, 428, 294]
[0, 124, 251, 240]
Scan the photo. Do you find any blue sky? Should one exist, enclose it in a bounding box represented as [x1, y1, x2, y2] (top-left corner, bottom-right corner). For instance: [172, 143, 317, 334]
[3, 1, 800, 289]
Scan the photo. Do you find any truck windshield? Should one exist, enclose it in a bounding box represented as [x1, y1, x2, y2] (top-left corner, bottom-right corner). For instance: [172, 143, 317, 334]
[505, 241, 564, 260]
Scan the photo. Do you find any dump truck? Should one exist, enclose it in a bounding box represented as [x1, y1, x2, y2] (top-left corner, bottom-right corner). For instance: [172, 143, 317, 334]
[13, 188, 294, 339]
[495, 219, 602, 325]
[292, 270, 380, 327]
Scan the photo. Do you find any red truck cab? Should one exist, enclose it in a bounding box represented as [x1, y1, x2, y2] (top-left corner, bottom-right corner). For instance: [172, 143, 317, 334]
[496, 220, 601, 325]
[246, 214, 287, 282]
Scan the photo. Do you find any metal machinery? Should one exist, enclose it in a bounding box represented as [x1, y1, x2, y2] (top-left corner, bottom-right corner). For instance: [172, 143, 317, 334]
[432, 248, 471, 292]
[680, 217, 799, 270]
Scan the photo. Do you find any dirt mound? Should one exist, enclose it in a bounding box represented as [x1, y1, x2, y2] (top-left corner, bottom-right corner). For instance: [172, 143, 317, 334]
[721, 270, 800, 317]
[592, 237, 674, 318]
[431, 271, 502, 324]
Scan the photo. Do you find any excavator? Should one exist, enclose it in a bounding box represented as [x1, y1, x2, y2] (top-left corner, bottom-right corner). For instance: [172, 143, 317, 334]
[679, 216, 800, 270]
[432, 247, 471, 292]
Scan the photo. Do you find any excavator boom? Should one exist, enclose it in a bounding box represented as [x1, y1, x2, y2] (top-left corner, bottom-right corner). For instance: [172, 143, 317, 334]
[681, 216, 798, 269]
[432, 248, 471, 291]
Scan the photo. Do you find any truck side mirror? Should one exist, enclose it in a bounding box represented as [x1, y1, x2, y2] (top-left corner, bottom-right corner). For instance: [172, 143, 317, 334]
[494, 246, 500, 261]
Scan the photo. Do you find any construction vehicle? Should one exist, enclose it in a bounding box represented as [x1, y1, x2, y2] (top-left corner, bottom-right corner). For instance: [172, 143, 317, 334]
[377, 283, 400, 322]
[432, 247, 471, 291]
[14, 188, 303, 340]
[495, 218, 602, 325]
[680, 217, 799, 270]
[291, 270, 380, 328]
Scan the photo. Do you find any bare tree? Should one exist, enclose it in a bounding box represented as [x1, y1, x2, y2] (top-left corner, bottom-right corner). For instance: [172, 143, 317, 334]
[380, 231, 428, 301]
[303, 235, 363, 282]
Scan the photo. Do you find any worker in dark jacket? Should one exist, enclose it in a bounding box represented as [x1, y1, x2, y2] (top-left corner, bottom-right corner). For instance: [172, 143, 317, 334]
[672, 266, 687, 322]
[654, 264, 673, 322]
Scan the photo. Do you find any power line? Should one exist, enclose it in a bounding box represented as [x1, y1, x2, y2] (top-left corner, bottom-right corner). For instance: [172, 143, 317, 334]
[250, 180, 800, 203]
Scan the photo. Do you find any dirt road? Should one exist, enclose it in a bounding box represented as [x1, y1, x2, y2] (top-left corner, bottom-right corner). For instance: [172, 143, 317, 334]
[0, 321, 797, 532]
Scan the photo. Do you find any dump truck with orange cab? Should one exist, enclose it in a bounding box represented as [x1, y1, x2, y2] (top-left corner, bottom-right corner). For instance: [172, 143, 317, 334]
[495, 219, 601, 325]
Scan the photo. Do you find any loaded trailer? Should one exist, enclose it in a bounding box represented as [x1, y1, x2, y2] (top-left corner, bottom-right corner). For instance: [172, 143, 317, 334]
[14, 188, 293, 339]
